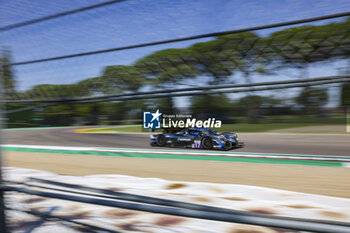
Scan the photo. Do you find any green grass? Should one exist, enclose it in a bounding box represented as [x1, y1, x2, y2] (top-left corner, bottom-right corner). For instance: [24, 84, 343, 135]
[102, 123, 334, 133]
[219, 123, 320, 132]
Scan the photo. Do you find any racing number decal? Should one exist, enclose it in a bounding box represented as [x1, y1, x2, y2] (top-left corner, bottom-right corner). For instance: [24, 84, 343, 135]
[192, 140, 201, 148]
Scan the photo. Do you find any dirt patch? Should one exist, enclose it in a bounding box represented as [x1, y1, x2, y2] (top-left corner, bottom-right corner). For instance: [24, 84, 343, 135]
[281, 204, 318, 209]
[154, 216, 187, 226]
[222, 197, 249, 201]
[166, 183, 187, 189]
[318, 210, 348, 219]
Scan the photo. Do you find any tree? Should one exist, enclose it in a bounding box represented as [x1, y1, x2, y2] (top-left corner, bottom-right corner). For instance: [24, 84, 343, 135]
[12, 19, 350, 127]
[100, 65, 148, 119]
[191, 94, 232, 116]
[24, 84, 81, 99]
[295, 87, 328, 114]
[135, 48, 198, 86]
[1, 49, 16, 98]
[155, 98, 175, 114]
[23, 84, 84, 125]
[102, 65, 146, 93]
[267, 18, 350, 72]
[341, 83, 350, 106]
[192, 32, 268, 84]
[76, 77, 103, 96]
[135, 48, 199, 113]
[190, 39, 236, 85]
[236, 95, 285, 117]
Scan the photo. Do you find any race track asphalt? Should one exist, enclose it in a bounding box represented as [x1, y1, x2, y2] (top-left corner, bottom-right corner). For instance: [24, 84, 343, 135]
[3, 127, 350, 156]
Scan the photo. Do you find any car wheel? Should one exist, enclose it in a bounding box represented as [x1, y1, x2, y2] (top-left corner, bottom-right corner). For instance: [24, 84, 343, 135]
[223, 141, 232, 151]
[156, 135, 167, 146]
[202, 137, 213, 149]
[231, 140, 239, 149]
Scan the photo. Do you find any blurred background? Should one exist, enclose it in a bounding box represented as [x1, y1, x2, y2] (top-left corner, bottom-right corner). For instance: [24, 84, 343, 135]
[1, 0, 350, 133]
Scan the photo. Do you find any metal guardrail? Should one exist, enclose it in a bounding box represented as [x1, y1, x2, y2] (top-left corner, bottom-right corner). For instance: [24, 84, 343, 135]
[2, 177, 350, 233]
[6, 206, 121, 233]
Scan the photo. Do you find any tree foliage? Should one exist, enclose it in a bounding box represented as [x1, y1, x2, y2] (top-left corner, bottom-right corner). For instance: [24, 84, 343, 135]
[102, 65, 146, 92]
[191, 94, 232, 115]
[341, 82, 350, 106]
[15, 18, 350, 101]
[135, 48, 198, 87]
[5, 18, 350, 126]
[295, 87, 328, 112]
[1, 49, 16, 98]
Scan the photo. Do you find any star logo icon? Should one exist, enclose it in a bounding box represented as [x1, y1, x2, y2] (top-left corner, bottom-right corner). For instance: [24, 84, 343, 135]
[150, 109, 162, 122]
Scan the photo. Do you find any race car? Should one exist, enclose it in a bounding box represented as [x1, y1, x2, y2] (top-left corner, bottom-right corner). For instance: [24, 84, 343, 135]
[150, 128, 244, 150]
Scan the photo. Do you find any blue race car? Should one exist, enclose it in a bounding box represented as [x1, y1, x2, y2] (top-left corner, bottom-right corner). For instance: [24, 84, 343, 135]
[150, 128, 244, 150]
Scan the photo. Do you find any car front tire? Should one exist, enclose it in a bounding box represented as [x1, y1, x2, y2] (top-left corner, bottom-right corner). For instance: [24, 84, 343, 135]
[223, 141, 232, 151]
